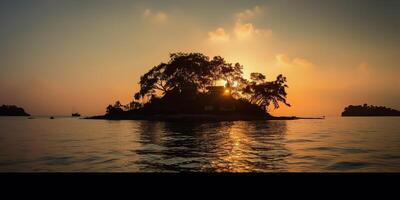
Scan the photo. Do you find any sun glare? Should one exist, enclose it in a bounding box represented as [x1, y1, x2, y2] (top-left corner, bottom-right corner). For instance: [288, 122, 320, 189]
[216, 80, 227, 86]
[224, 89, 230, 95]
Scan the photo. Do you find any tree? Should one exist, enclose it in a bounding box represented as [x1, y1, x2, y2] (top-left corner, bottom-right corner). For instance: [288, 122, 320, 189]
[134, 52, 244, 101]
[126, 100, 142, 110]
[242, 73, 290, 111]
[106, 101, 124, 115]
[128, 52, 290, 115]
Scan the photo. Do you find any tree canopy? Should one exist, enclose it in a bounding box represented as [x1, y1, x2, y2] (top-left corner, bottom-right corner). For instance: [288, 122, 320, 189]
[134, 52, 244, 100]
[242, 73, 290, 111]
[125, 52, 290, 114]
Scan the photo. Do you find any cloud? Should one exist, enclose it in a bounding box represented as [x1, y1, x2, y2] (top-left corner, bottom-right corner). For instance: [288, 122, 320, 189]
[236, 6, 262, 21]
[234, 22, 254, 38]
[234, 21, 272, 39]
[276, 54, 314, 68]
[208, 27, 230, 42]
[143, 9, 168, 24]
[208, 6, 271, 42]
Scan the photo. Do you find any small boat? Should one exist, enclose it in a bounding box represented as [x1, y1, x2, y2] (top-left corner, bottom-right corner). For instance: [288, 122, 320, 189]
[71, 113, 81, 117]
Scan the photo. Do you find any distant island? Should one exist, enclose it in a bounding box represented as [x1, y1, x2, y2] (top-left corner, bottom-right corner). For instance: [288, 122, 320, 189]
[342, 104, 400, 116]
[71, 113, 81, 117]
[0, 105, 30, 116]
[88, 52, 295, 121]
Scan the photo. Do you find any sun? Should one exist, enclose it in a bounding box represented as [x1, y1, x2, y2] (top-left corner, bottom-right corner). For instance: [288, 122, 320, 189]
[224, 89, 230, 95]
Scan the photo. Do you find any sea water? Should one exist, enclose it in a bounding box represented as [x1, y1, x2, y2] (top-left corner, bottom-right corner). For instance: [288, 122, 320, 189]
[0, 116, 399, 172]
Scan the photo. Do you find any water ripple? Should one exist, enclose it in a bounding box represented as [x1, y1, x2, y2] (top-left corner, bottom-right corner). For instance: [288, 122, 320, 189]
[326, 161, 371, 171]
[0, 117, 399, 172]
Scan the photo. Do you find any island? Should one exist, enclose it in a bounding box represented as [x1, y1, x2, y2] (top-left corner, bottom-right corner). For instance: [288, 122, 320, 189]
[88, 52, 296, 121]
[0, 105, 30, 116]
[71, 113, 81, 117]
[341, 104, 400, 116]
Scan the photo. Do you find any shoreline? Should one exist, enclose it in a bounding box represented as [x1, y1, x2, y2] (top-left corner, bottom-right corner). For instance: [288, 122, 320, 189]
[84, 114, 324, 122]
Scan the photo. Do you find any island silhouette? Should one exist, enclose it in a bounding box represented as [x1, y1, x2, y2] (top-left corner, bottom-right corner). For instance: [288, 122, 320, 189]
[71, 113, 81, 117]
[342, 104, 400, 116]
[88, 52, 295, 121]
[0, 105, 30, 116]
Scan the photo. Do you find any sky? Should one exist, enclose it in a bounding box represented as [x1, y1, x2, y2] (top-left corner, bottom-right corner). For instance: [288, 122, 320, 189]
[0, 0, 399, 116]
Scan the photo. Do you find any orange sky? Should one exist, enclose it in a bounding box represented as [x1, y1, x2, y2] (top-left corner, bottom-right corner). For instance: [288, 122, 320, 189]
[0, 1, 399, 116]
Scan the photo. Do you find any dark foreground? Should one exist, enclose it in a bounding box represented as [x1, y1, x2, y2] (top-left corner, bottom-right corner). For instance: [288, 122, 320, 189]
[86, 114, 302, 122]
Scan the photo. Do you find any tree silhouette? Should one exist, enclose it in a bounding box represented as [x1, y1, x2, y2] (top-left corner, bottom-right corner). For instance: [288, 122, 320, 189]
[242, 74, 290, 111]
[0, 105, 30, 116]
[342, 104, 400, 116]
[134, 52, 244, 100]
[106, 101, 124, 115]
[102, 52, 291, 119]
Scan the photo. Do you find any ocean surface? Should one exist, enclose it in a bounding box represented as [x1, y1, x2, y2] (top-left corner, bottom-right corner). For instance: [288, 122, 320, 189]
[0, 116, 399, 172]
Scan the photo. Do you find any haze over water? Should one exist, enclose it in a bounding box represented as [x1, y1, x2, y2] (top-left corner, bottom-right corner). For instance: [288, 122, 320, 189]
[0, 117, 399, 172]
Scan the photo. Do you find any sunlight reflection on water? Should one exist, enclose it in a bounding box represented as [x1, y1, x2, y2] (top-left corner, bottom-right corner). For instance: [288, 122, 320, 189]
[0, 116, 399, 172]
